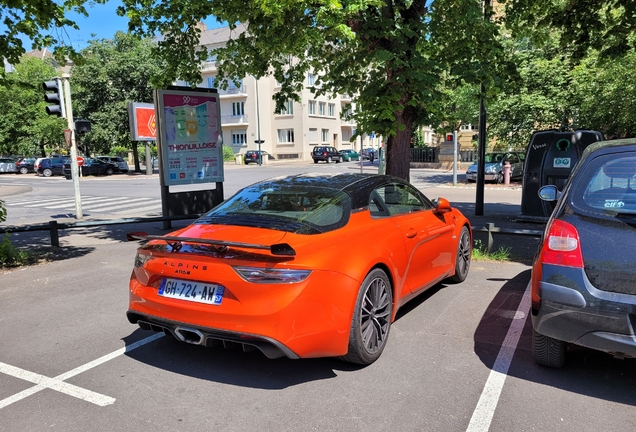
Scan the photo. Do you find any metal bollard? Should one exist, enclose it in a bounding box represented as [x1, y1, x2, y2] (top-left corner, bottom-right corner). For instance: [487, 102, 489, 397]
[503, 161, 511, 185]
[49, 220, 60, 248]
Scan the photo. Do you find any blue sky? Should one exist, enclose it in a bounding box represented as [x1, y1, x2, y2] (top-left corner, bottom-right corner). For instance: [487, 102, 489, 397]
[9, 0, 223, 52]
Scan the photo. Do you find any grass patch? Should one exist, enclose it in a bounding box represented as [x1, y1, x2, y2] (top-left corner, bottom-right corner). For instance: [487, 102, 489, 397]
[0, 234, 50, 268]
[472, 239, 512, 261]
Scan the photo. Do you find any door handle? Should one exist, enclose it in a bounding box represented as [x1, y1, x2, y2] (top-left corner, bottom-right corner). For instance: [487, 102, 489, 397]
[406, 231, 416, 239]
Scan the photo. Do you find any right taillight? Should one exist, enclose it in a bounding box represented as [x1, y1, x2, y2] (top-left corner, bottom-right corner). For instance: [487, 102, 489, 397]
[540, 219, 583, 268]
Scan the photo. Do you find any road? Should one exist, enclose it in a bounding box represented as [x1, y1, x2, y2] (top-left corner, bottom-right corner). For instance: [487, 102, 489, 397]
[1, 161, 634, 431]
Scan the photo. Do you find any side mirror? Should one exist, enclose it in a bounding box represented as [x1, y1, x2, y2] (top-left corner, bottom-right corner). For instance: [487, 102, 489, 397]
[434, 197, 452, 214]
[538, 185, 560, 201]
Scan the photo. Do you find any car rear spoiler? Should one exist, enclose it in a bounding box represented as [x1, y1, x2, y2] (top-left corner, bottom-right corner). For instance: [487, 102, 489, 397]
[127, 232, 296, 256]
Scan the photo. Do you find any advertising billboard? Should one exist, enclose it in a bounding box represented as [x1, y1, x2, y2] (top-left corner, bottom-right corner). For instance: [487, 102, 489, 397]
[155, 89, 223, 186]
[128, 102, 157, 141]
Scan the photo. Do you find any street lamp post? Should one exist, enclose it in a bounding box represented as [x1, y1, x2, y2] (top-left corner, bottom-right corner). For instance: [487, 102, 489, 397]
[254, 76, 262, 165]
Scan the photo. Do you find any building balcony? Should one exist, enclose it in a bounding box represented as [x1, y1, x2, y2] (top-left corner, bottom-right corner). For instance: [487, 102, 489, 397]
[340, 93, 353, 101]
[218, 85, 247, 97]
[221, 114, 249, 125]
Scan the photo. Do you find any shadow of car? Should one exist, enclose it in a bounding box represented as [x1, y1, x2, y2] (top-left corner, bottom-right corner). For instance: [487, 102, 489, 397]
[466, 151, 525, 183]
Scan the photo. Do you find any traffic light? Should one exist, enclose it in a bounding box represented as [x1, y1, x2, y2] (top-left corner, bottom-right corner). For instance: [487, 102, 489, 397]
[42, 78, 66, 117]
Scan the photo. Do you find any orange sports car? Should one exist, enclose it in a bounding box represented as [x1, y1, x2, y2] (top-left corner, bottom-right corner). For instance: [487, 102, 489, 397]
[127, 173, 472, 365]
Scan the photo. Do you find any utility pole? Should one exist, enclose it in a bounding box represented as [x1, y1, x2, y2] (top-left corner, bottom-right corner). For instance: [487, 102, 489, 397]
[62, 74, 83, 219]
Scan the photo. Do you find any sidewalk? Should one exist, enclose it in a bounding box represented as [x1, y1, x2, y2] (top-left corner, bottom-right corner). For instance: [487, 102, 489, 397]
[0, 184, 32, 197]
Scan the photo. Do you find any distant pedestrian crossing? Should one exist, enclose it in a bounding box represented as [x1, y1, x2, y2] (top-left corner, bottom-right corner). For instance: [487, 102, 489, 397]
[4, 195, 163, 216]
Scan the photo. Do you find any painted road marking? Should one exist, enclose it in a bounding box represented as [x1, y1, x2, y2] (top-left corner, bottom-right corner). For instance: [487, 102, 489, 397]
[466, 283, 531, 432]
[0, 333, 164, 409]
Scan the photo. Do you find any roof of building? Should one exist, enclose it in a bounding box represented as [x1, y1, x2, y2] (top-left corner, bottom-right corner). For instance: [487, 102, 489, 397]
[199, 22, 247, 46]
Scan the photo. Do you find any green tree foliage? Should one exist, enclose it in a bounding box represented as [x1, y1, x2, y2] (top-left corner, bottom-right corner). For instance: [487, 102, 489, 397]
[571, 50, 636, 138]
[0, 0, 104, 70]
[0, 55, 66, 156]
[119, 0, 509, 180]
[504, 0, 636, 60]
[70, 32, 163, 167]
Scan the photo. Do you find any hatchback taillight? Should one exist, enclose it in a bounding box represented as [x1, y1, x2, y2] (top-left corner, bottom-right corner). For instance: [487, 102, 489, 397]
[540, 219, 583, 268]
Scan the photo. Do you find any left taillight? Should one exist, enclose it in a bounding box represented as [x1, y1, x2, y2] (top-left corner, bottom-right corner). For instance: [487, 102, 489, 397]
[134, 251, 151, 268]
[540, 219, 584, 268]
[233, 266, 311, 284]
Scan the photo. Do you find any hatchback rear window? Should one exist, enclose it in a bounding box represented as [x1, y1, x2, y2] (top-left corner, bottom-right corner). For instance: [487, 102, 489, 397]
[572, 153, 636, 215]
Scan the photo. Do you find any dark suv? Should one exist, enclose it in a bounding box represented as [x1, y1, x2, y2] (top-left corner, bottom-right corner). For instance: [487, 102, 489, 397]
[35, 156, 68, 177]
[312, 146, 342, 164]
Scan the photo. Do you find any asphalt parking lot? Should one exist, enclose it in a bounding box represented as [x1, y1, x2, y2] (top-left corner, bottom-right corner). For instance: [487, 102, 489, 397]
[1, 169, 635, 431]
[1, 220, 635, 431]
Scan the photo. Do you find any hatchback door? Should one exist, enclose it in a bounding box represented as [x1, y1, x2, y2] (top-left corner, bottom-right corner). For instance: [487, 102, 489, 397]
[566, 150, 636, 295]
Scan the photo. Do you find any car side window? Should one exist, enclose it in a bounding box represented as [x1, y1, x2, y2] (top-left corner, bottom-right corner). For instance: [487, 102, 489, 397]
[370, 183, 430, 217]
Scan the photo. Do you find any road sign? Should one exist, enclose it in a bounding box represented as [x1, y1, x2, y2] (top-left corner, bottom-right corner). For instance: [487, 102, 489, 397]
[77, 156, 84, 166]
[64, 129, 72, 146]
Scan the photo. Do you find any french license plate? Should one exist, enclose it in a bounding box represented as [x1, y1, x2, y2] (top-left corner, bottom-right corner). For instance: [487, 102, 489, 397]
[158, 278, 225, 305]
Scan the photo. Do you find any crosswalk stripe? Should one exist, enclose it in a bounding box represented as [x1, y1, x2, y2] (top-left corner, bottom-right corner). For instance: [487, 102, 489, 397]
[81, 197, 155, 211]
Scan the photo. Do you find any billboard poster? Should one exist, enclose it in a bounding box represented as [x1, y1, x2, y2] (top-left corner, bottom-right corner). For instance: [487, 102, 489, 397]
[128, 102, 157, 141]
[155, 89, 223, 186]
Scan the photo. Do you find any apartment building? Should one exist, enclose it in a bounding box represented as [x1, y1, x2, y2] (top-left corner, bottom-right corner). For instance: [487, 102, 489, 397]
[184, 23, 361, 162]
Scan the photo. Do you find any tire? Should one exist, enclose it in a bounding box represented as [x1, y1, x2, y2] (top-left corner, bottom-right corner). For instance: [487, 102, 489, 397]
[448, 226, 471, 283]
[43, 168, 53, 177]
[341, 268, 393, 365]
[327, 156, 332, 164]
[106, 167, 114, 175]
[313, 159, 319, 164]
[346, 156, 351, 162]
[19, 167, 28, 174]
[495, 172, 504, 184]
[532, 327, 566, 368]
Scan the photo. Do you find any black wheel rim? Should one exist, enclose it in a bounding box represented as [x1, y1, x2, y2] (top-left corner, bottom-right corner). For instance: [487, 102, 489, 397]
[457, 229, 471, 276]
[360, 276, 391, 354]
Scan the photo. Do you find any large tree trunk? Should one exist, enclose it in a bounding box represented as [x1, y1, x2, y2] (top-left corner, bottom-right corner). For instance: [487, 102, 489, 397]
[385, 106, 415, 182]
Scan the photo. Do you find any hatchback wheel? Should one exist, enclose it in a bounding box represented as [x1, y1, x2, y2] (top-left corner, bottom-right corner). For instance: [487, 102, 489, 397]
[19, 167, 28, 174]
[449, 226, 471, 283]
[496, 172, 504, 184]
[341, 268, 392, 365]
[327, 156, 332, 164]
[313, 159, 318, 164]
[106, 167, 114, 175]
[346, 156, 351, 162]
[532, 328, 566, 368]
[43, 168, 53, 177]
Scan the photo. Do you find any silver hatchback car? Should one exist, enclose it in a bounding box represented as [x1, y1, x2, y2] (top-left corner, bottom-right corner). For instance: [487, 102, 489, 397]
[97, 156, 129, 173]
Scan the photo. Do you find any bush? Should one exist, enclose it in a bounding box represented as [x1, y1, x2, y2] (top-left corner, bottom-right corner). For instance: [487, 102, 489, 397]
[222, 145, 236, 162]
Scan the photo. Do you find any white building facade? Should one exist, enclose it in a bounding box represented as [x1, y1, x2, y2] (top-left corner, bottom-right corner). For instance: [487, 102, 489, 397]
[181, 23, 362, 161]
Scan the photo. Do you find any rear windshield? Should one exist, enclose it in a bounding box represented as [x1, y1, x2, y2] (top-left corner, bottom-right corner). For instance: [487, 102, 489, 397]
[571, 153, 636, 215]
[197, 184, 351, 234]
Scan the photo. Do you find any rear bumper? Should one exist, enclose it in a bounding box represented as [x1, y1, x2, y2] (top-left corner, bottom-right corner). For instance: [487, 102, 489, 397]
[532, 264, 636, 358]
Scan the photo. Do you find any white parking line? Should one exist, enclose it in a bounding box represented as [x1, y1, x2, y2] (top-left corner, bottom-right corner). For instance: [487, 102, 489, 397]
[466, 283, 530, 432]
[0, 333, 164, 409]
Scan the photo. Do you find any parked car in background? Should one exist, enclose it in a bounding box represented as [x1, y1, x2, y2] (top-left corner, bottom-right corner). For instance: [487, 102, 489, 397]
[35, 156, 68, 177]
[97, 156, 129, 173]
[465, 151, 525, 183]
[0, 157, 18, 174]
[530, 139, 636, 368]
[312, 146, 342, 163]
[361, 148, 375, 160]
[127, 173, 472, 365]
[16, 157, 36, 174]
[244, 150, 274, 164]
[339, 149, 360, 162]
[63, 158, 115, 179]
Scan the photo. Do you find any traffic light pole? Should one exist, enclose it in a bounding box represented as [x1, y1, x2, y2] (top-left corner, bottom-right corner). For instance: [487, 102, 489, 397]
[62, 73, 83, 220]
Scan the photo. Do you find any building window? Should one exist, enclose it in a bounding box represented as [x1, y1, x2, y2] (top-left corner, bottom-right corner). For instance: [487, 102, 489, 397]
[309, 128, 318, 143]
[319, 102, 326, 116]
[231, 130, 247, 145]
[232, 102, 244, 116]
[308, 100, 316, 115]
[228, 79, 243, 90]
[278, 128, 295, 143]
[207, 77, 216, 88]
[278, 100, 294, 115]
[328, 103, 335, 117]
[308, 73, 315, 86]
[321, 129, 329, 143]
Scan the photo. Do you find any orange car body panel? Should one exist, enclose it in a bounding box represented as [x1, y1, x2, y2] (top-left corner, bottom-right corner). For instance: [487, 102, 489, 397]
[128, 206, 470, 358]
